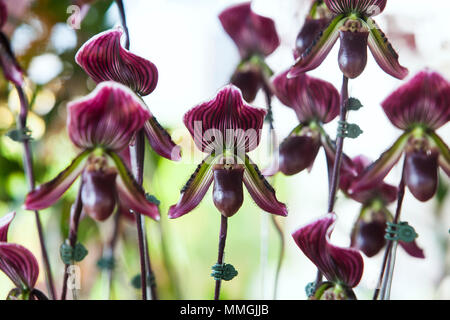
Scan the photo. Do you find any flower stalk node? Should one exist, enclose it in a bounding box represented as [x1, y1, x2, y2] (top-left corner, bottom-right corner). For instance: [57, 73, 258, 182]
[347, 97, 363, 111]
[305, 281, 316, 298]
[384, 222, 418, 243]
[131, 273, 156, 289]
[337, 121, 363, 138]
[6, 127, 33, 142]
[60, 241, 88, 265]
[97, 256, 115, 270]
[211, 263, 238, 281]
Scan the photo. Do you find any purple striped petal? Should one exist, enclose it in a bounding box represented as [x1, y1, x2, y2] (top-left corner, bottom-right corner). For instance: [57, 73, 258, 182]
[68, 82, 150, 152]
[292, 213, 363, 287]
[183, 85, 266, 153]
[0, 212, 15, 242]
[381, 71, 450, 130]
[75, 27, 158, 96]
[219, 2, 280, 58]
[273, 70, 340, 123]
[107, 151, 160, 221]
[0, 33, 24, 86]
[168, 154, 219, 219]
[325, 0, 386, 16]
[243, 155, 287, 216]
[24, 151, 90, 211]
[289, 14, 345, 77]
[367, 19, 408, 80]
[0, 243, 39, 289]
[144, 116, 181, 161]
[348, 132, 410, 196]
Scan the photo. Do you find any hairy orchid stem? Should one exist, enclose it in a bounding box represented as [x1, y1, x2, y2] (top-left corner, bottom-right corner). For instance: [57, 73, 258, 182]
[61, 183, 84, 300]
[327, 75, 349, 213]
[373, 162, 406, 300]
[15, 84, 56, 300]
[214, 214, 229, 300]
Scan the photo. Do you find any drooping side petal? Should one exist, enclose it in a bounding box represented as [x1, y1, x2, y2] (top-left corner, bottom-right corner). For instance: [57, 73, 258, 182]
[366, 19, 408, 80]
[381, 71, 450, 130]
[292, 213, 363, 287]
[428, 131, 450, 177]
[144, 116, 181, 161]
[75, 28, 158, 96]
[399, 240, 425, 259]
[0, 212, 15, 242]
[243, 155, 288, 216]
[68, 81, 150, 152]
[107, 151, 160, 221]
[219, 2, 280, 58]
[168, 154, 221, 219]
[24, 150, 90, 211]
[0, 243, 39, 289]
[0, 33, 24, 86]
[348, 132, 410, 195]
[325, 0, 386, 16]
[273, 70, 340, 123]
[289, 14, 345, 78]
[183, 85, 266, 153]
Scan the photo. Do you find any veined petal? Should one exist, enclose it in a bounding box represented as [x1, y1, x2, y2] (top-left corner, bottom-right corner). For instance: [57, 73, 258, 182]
[349, 132, 410, 195]
[325, 0, 386, 16]
[381, 71, 450, 130]
[68, 81, 150, 151]
[0, 243, 39, 289]
[168, 154, 220, 219]
[289, 14, 346, 78]
[273, 70, 340, 123]
[75, 27, 158, 96]
[366, 19, 408, 80]
[292, 213, 363, 287]
[107, 151, 160, 221]
[144, 116, 181, 161]
[24, 150, 90, 211]
[218, 2, 280, 58]
[0, 33, 24, 86]
[428, 131, 450, 177]
[183, 85, 266, 153]
[0, 212, 15, 242]
[243, 155, 287, 216]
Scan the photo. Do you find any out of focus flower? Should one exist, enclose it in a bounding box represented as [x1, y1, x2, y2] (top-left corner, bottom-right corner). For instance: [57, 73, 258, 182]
[169, 85, 287, 219]
[76, 27, 181, 161]
[349, 71, 450, 202]
[0, 212, 41, 300]
[294, 0, 334, 59]
[0, 0, 23, 86]
[266, 70, 355, 181]
[292, 213, 363, 300]
[219, 2, 280, 102]
[347, 156, 424, 258]
[25, 82, 160, 222]
[290, 0, 408, 79]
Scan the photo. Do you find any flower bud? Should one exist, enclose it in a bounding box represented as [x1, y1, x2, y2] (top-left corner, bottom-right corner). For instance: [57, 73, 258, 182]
[338, 20, 369, 79]
[279, 135, 321, 176]
[404, 149, 439, 202]
[213, 164, 244, 217]
[81, 164, 118, 221]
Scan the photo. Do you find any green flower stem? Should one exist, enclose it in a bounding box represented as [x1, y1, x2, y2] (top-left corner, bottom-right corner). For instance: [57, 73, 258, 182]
[15, 84, 56, 300]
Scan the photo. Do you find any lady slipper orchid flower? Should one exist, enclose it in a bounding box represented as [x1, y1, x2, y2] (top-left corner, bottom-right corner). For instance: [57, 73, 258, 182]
[0, 212, 41, 299]
[346, 156, 424, 258]
[266, 70, 355, 180]
[294, 0, 334, 60]
[292, 213, 363, 300]
[0, 0, 24, 86]
[290, 0, 408, 79]
[76, 27, 181, 161]
[24, 82, 160, 222]
[349, 71, 450, 202]
[169, 85, 287, 219]
[219, 2, 280, 102]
